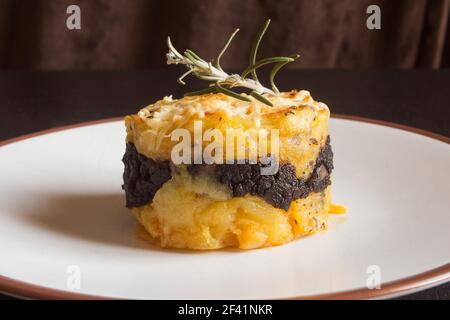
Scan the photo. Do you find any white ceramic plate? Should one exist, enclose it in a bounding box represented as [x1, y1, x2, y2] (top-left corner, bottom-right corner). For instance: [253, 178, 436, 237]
[0, 116, 449, 300]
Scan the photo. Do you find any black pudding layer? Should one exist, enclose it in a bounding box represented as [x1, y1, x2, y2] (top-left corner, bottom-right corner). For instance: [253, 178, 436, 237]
[191, 136, 333, 210]
[122, 143, 171, 208]
[122, 137, 333, 210]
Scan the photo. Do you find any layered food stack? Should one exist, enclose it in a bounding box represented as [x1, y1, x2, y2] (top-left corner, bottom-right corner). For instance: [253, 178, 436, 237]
[122, 90, 334, 249]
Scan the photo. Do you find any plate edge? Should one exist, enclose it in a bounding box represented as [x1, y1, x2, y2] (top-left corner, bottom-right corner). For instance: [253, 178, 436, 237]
[0, 263, 448, 300]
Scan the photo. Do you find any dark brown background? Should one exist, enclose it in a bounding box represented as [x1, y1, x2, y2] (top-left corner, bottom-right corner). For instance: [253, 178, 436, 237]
[0, 0, 449, 70]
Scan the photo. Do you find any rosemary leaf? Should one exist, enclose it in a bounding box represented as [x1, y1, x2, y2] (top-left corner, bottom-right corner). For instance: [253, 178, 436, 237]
[177, 69, 194, 85]
[184, 51, 206, 68]
[166, 37, 184, 59]
[250, 91, 273, 106]
[184, 86, 217, 96]
[185, 49, 204, 62]
[249, 19, 271, 82]
[216, 28, 240, 71]
[192, 73, 222, 81]
[270, 54, 300, 93]
[215, 82, 251, 102]
[242, 56, 294, 78]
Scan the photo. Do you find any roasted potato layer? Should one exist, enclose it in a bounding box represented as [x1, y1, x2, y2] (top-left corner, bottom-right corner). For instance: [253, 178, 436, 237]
[133, 166, 330, 250]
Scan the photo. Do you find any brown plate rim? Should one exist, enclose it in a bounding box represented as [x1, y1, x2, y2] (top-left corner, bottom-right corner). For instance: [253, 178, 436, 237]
[0, 114, 448, 300]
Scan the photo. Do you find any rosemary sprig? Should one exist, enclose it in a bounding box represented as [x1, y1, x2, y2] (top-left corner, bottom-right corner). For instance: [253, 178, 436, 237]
[166, 19, 299, 106]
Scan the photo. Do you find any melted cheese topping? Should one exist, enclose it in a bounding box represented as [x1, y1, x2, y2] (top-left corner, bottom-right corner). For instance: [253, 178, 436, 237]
[136, 90, 328, 131]
[126, 90, 329, 157]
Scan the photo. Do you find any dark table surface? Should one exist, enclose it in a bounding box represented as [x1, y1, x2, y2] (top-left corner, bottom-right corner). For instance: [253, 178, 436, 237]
[0, 70, 448, 300]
